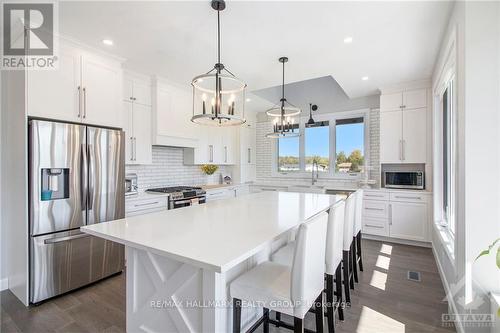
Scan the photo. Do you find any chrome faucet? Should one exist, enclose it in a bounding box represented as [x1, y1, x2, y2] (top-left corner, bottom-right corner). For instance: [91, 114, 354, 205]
[312, 161, 319, 185]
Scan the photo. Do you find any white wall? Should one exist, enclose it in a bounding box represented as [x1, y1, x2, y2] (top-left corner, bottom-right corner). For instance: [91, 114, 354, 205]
[431, 2, 500, 332]
[1, 70, 29, 304]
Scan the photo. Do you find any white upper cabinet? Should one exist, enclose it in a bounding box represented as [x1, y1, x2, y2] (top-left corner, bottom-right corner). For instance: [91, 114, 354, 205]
[380, 88, 427, 111]
[403, 89, 427, 109]
[152, 78, 197, 148]
[380, 92, 403, 112]
[132, 103, 152, 164]
[379, 86, 428, 164]
[123, 73, 151, 106]
[401, 108, 427, 163]
[27, 45, 81, 122]
[81, 54, 122, 127]
[123, 73, 153, 165]
[27, 43, 123, 128]
[380, 111, 403, 163]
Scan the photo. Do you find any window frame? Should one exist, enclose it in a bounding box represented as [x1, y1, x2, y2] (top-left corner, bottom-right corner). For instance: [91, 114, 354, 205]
[272, 109, 370, 180]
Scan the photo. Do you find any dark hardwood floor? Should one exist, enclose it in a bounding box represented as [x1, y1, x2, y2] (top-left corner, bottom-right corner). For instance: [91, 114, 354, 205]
[1, 240, 454, 333]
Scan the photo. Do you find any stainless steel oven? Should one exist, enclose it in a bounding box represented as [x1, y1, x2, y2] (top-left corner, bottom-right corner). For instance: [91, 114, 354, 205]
[383, 171, 425, 190]
[146, 186, 206, 209]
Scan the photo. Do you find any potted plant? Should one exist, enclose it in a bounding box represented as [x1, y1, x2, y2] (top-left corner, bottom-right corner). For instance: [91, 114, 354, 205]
[200, 164, 218, 175]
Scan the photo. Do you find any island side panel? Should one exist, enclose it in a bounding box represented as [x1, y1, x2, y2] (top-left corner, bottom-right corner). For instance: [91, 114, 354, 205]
[125, 234, 291, 332]
[126, 246, 204, 333]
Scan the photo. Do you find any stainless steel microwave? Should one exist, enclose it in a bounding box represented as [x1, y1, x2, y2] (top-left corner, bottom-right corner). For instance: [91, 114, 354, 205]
[383, 171, 425, 190]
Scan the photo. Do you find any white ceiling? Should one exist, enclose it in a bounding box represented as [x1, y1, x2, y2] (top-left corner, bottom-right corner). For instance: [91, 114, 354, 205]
[59, 1, 453, 98]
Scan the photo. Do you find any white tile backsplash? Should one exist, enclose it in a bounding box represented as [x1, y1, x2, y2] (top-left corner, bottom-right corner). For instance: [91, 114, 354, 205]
[126, 146, 227, 190]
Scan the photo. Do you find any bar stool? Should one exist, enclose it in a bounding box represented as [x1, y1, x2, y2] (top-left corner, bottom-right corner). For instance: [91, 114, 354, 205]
[352, 190, 364, 283]
[271, 201, 346, 333]
[230, 212, 329, 333]
[342, 193, 356, 305]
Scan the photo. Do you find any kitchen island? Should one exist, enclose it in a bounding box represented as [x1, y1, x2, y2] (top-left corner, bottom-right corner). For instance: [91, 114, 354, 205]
[81, 191, 342, 333]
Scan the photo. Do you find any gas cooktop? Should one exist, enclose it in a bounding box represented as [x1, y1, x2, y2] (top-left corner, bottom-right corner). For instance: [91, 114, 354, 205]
[146, 186, 202, 194]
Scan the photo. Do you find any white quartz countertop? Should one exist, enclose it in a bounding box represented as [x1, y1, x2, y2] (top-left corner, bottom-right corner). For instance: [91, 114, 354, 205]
[82, 192, 342, 272]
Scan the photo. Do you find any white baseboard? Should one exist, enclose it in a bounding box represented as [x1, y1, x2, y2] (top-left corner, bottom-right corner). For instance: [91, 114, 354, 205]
[0, 278, 8, 291]
[431, 245, 465, 333]
[363, 234, 432, 248]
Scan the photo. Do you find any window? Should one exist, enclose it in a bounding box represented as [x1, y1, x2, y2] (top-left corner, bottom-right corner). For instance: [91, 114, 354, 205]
[335, 117, 365, 173]
[274, 111, 368, 177]
[278, 134, 299, 172]
[305, 121, 329, 172]
[442, 79, 456, 235]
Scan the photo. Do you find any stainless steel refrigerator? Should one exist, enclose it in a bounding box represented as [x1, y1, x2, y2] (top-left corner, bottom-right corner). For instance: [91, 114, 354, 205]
[28, 120, 125, 304]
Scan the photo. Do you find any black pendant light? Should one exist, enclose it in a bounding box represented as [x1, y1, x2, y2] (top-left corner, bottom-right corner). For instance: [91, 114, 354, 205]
[307, 104, 318, 126]
[191, 0, 247, 126]
[266, 57, 301, 139]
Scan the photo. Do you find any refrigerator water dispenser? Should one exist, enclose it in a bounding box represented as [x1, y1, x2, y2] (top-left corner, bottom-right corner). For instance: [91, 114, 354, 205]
[40, 168, 69, 201]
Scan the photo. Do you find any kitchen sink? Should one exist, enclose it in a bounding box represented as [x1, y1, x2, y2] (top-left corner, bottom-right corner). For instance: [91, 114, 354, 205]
[287, 185, 327, 193]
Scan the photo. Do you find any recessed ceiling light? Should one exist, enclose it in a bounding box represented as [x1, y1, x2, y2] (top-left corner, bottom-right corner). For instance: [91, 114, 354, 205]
[362, 76, 369, 81]
[102, 39, 113, 46]
[246, 98, 251, 102]
[343, 36, 353, 44]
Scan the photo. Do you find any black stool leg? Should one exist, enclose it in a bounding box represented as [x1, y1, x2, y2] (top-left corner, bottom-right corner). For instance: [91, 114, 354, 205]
[233, 298, 241, 333]
[352, 238, 359, 283]
[335, 264, 344, 321]
[349, 244, 355, 289]
[315, 293, 324, 333]
[342, 250, 351, 306]
[294, 317, 304, 333]
[263, 307, 269, 333]
[275, 312, 281, 326]
[326, 274, 335, 333]
[357, 231, 364, 271]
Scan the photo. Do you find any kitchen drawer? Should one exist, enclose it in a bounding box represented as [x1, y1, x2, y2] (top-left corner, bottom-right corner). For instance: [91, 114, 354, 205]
[363, 191, 390, 201]
[363, 200, 389, 219]
[362, 217, 389, 237]
[389, 192, 427, 203]
[206, 189, 234, 202]
[126, 196, 168, 214]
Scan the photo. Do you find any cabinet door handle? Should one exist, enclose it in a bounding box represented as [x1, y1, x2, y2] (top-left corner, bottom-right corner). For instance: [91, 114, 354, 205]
[365, 207, 384, 211]
[389, 204, 393, 225]
[365, 194, 384, 198]
[130, 137, 134, 161]
[209, 145, 213, 163]
[394, 195, 422, 200]
[224, 146, 227, 163]
[365, 224, 384, 229]
[133, 137, 137, 161]
[134, 201, 159, 207]
[77, 86, 81, 118]
[248, 148, 251, 164]
[83, 87, 87, 119]
[402, 140, 406, 161]
[399, 140, 403, 161]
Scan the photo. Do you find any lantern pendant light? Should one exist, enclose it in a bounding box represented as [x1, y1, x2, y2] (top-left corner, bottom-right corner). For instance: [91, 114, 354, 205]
[191, 0, 247, 126]
[265, 57, 301, 139]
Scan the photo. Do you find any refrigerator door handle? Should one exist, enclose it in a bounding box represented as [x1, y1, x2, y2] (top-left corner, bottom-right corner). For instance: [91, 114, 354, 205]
[88, 144, 95, 210]
[81, 143, 88, 210]
[43, 233, 91, 244]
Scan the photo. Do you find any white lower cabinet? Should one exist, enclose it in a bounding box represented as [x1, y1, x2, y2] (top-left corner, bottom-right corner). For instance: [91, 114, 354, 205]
[205, 188, 235, 202]
[390, 202, 427, 242]
[125, 196, 169, 217]
[362, 190, 430, 243]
